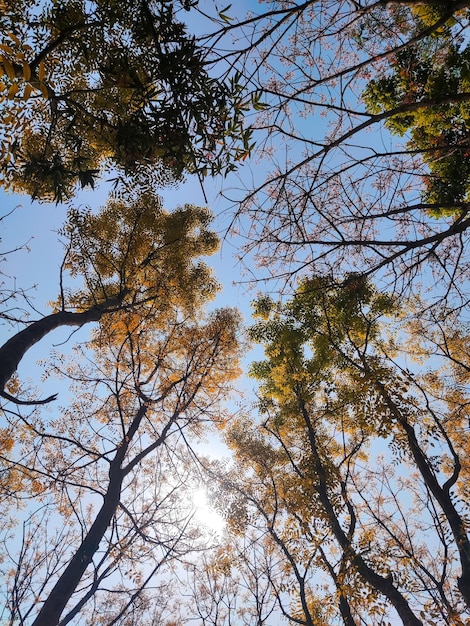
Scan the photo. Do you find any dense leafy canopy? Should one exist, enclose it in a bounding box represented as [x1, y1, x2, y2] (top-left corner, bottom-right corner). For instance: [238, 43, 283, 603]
[220, 278, 470, 624]
[0, 0, 253, 201]
[0, 192, 220, 404]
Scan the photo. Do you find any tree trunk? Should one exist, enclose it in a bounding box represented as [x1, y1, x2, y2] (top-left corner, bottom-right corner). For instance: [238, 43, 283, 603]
[31, 401, 146, 626]
[298, 393, 423, 626]
[374, 379, 470, 609]
[31, 468, 124, 626]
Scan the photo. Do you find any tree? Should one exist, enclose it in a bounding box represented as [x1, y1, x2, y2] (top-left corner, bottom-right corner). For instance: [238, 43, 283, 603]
[218, 276, 470, 624]
[362, 27, 470, 212]
[210, 0, 470, 303]
[4, 2, 470, 625]
[0, 191, 219, 404]
[0, 194, 241, 624]
[0, 0, 254, 201]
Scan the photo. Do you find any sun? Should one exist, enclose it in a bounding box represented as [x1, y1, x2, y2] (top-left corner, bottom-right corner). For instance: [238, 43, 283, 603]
[192, 488, 225, 535]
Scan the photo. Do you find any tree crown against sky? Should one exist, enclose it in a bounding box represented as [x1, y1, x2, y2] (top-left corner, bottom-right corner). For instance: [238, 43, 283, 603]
[0, 191, 242, 626]
[0, 0, 255, 201]
[214, 0, 470, 305]
[214, 277, 470, 625]
[2, 0, 470, 625]
[0, 191, 222, 404]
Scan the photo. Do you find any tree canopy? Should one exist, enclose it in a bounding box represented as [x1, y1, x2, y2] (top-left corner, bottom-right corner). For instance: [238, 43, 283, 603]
[0, 0, 253, 201]
[2, 0, 470, 625]
[218, 277, 470, 624]
[0, 191, 241, 625]
[0, 191, 220, 404]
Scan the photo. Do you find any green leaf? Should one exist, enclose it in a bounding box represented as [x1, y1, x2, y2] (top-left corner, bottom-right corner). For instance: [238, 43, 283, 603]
[218, 4, 233, 23]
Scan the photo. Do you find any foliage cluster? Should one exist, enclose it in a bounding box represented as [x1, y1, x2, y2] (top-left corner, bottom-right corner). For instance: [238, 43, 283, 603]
[1, 0, 470, 625]
[0, 0, 253, 201]
[362, 19, 470, 212]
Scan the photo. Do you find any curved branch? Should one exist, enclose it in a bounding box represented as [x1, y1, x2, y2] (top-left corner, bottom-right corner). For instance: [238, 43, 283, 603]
[0, 292, 127, 403]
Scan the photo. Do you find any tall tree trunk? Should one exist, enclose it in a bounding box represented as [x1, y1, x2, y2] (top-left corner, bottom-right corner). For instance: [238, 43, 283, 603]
[373, 379, 470, 609]
[31, 468, 124, 626]
[297, 393, 424, 626]
[31, 402, 147, 626]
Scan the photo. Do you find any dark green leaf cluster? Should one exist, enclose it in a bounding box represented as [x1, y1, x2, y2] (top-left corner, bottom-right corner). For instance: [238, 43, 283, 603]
[0, 0, 255, 200]
[362, 16, 470, 213]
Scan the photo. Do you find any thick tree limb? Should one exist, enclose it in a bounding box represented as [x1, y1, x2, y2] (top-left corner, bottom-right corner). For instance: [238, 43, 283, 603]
[0, 293, 126, 404]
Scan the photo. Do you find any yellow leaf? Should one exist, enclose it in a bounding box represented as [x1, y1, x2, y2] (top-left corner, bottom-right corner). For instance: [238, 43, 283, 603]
[0, 81, 6, 92]
[23, 83, 33, 100]
[7, 32, 21, 46]
[39, 82, 49, 99]
[1, 57, 16, 80]
[22, 62, 31, 81]
[38, 60, 45, 82]
[7, 83, 19, 99]
[0, 44, 14, 55]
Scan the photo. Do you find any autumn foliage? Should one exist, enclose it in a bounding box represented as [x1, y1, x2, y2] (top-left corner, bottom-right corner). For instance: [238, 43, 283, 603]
[2, 1, 470, 625]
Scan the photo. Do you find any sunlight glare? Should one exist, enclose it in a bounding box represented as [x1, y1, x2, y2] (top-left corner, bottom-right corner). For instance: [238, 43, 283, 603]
[192, 488, 225, 535]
